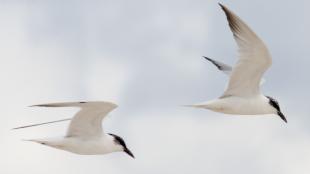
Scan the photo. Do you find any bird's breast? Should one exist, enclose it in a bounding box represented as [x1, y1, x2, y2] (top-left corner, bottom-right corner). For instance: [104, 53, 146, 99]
[60, 137, 116, 155]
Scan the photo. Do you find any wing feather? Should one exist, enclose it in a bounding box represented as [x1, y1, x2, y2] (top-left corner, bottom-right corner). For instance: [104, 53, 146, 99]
[219, 3, 272, 97]
[32, 101, 118, 137]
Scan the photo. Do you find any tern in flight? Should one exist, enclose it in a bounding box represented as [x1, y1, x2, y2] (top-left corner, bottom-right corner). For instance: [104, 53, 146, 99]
[188, 3, 286, 122]
[14, 101, 135, 157]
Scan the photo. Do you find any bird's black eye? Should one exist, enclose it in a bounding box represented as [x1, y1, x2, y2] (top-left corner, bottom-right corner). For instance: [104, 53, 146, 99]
[266, 96, 280, 111]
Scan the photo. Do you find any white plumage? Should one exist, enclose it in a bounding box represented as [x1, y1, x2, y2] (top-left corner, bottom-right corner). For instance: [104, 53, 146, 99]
[188, 3, 286, 122]
[16, 101, 134, 157]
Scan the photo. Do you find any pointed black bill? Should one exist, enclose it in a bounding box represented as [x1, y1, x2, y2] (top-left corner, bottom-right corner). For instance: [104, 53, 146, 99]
[124, 148, 135, 158]
[278, 111, 287, 123]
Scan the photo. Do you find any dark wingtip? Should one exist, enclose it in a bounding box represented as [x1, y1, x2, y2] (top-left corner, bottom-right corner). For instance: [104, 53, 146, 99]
[203, 56, 215, 65]
[218, 3, 225, 10]
[203, 56, 211, 61]
[218, 3, 230, 16]
[202, 56, 222, 70]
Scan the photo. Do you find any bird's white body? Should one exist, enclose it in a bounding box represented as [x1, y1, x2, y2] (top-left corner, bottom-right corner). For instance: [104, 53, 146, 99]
[190, 4, 286, 122]
[30, 134, 121, 155]
[192, 95, 275, 115]
[20, 101, 134, 157]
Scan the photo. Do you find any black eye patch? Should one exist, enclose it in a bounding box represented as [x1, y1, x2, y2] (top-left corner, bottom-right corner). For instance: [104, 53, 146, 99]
[108, 133, 127, 148]
[266, 96, 280, 111]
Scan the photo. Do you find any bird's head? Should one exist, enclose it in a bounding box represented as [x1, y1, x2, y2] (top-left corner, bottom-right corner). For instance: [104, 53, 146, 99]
[108, 133, 134, 158]
[266, 96, 287, 123]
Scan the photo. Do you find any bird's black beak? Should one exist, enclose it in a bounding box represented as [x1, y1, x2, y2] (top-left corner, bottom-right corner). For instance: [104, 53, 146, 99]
[278, 111, 287, 123]
[124, 148, 135, 158]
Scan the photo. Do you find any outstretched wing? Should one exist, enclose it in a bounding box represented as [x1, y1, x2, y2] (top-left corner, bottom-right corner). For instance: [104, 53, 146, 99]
[32, 101, 118, 137]
[219, 3, 272, 97]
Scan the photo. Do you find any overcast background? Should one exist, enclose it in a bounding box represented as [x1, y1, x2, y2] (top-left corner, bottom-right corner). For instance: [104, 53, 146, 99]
[1, 0, 310, 173]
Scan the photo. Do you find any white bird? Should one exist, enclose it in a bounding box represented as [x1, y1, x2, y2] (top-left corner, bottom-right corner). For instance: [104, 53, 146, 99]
[14, 101, 135, 157]
[188, 3, 286, 122]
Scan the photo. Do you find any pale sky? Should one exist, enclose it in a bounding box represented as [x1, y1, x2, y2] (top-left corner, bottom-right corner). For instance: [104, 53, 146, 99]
[1, 0, 310, 174]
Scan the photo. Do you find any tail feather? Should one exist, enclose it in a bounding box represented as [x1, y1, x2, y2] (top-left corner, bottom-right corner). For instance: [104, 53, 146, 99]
[23, 138, 64, 149]
[23, 139, 49, 145]
[12, 118, 71, 130]
[181, 104, 207, 108]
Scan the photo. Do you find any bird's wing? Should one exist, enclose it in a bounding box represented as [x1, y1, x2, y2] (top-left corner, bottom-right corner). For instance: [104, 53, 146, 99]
[219, 3, 272, 97]
[204, 56, 266, 85]
[203, 56, 232, 75]
[32, 101, 118, 137]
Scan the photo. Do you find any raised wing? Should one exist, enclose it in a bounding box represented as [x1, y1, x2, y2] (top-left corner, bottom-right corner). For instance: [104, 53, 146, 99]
[32, 101, 118, 137]
[219, 3, 272, 97]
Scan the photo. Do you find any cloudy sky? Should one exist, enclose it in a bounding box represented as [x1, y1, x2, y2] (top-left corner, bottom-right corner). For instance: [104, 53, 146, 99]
[1, 0, 310, 173]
